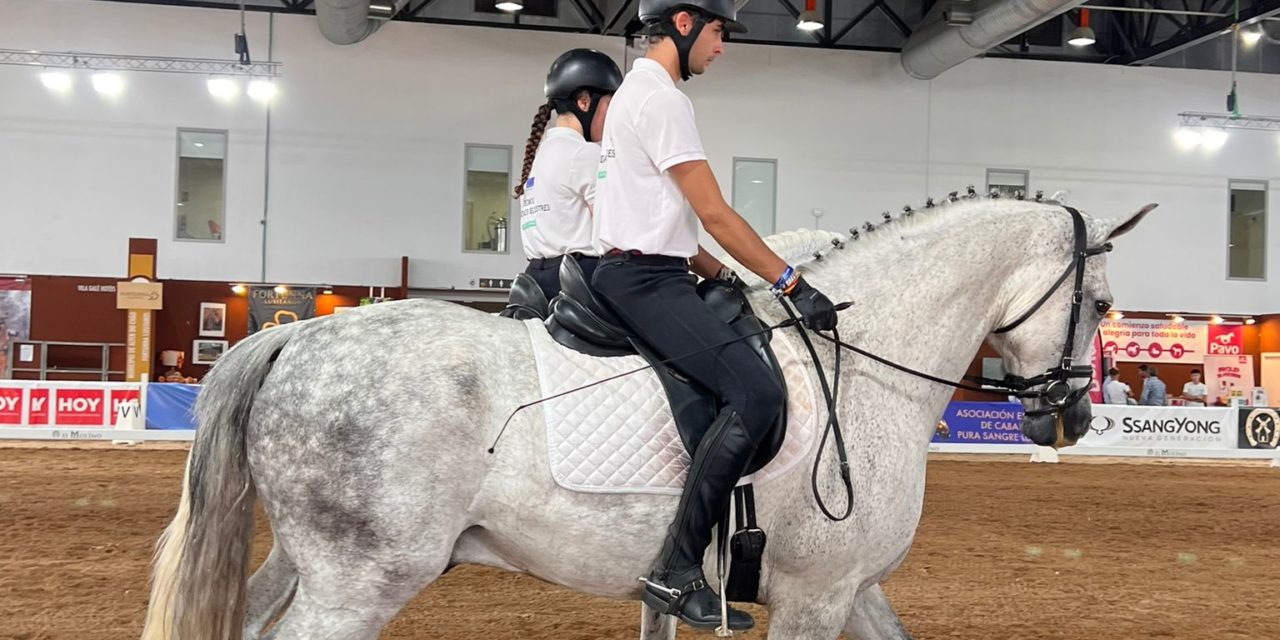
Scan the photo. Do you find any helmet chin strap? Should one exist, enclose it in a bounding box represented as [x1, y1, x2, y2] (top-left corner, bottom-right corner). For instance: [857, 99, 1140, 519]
[554, 93, 605, 142]
[659, 13, 707, 81]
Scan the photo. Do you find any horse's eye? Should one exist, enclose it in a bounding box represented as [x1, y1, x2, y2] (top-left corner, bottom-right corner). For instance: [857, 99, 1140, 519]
[1095, 300, 1113, 315]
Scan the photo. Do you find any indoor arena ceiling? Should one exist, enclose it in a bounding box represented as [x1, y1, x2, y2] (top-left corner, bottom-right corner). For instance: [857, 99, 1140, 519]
[103, 0, 1280, 74]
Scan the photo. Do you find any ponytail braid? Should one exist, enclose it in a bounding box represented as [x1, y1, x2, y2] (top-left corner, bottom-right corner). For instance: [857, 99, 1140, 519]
[514, 102, 554, 199]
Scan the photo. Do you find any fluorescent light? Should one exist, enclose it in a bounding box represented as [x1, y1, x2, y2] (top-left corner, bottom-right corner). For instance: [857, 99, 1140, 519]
[797, 9, 823, 31]
[1242, 28, 1263, 46]
[207, 76, 238, 99]
[193, 142, 205, 148]
[91, 73, 123, 96]
[247, 79, 277, 102]
[1201, 128, 1228, 150]
[495, 0, 522, 11]
[1175, 126, 1202, 148]
[40, 70, 72, 92]
[322, 288, 334, 295]
[1067, 26, 1096, 47]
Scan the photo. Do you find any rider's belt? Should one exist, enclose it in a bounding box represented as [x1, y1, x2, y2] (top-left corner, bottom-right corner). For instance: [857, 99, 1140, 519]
[603, 249, 688, 269]
[528, 252, 594, 269]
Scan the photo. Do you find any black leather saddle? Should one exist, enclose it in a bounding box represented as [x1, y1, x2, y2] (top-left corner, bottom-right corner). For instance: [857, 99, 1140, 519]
[544, 256, 788, 474]
[499, 273, 551, 321]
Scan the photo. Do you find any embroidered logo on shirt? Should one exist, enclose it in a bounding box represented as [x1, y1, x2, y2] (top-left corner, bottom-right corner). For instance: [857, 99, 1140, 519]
[525, 177, 535, 189]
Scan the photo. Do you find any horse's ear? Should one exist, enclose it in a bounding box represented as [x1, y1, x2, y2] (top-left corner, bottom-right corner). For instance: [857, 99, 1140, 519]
[1106, 203, 1157, 241]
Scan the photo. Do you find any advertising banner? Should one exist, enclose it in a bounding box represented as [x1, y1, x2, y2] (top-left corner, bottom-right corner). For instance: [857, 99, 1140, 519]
[249, 286, 316, 334]
[1081, 404, 1233, 450]
[1203, 355, 1255, 406]
[1238, 408, 1280, 449]
[931, 402, 1031, 445]
[1100, 319, 1207, 364]
[1206, 324, 1246, 357]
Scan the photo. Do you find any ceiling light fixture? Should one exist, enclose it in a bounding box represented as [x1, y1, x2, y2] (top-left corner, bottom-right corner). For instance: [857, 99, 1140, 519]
[797, 0, 823, 31]
[39, 69, 72, 92]
[207, 76, 238, 99]
[247, 78, 277, 102]
[91, 72, 123, 95]
[1068, 9, 1096, 46]
[495, 0, 523, 12]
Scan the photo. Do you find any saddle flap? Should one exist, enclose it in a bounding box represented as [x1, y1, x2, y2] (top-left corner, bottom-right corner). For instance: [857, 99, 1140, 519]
[547, 295, 632, 349]
[500, 272, 550, 320]
[559, 255, 627, 328]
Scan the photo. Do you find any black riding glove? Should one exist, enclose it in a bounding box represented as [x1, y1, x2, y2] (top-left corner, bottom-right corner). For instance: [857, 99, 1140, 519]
[787, 276, 837, 331]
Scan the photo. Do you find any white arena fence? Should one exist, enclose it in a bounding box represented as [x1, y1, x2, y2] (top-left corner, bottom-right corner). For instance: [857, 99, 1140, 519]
[0, 382, 1276, 465]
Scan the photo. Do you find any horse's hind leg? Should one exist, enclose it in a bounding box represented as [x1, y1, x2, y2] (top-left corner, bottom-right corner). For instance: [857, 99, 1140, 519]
[244, 541, 298, 639]
[843, 584, 913, 640]
[267, 551, 450, 640]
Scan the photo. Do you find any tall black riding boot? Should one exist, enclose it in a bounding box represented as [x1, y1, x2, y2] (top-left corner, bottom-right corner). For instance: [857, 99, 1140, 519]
[641, 410, 758, 631]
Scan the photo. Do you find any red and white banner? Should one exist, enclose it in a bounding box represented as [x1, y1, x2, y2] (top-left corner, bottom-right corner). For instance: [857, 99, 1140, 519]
[1204, 355, 1255, 406]
[1207, 324, 1246, 357]
[1100, 319, 1208, 364]
[0, 383, 141, 428]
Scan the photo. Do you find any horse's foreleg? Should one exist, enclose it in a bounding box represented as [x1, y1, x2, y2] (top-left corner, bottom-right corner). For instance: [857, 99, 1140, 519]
[639, 603, 677, 640]
[842, 584, 913, 640]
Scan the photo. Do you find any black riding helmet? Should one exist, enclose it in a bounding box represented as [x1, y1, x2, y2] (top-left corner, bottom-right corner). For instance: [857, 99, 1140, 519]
[545, 49, 623, 143]
[638, 0, 746, 81]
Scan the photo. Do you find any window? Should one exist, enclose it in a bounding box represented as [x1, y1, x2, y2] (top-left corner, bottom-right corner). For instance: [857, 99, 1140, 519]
[463, 145, 513, 253]
[175, 130, 227, 242]
[1229, 180, 1266, 280]
[732, 158, 776, 236]
[986, 169, 1029, 199]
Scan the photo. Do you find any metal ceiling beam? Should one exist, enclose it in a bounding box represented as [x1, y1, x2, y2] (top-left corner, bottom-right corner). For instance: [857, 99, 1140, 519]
[1118, 0, 1280, 64]
[603, 0, 635, 33]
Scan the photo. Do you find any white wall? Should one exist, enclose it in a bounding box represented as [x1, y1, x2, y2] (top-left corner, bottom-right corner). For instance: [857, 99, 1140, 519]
[1, 0, 1277, 314]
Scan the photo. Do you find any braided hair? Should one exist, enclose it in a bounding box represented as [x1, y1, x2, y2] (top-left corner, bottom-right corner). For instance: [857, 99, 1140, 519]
[513, 102, 554, 199]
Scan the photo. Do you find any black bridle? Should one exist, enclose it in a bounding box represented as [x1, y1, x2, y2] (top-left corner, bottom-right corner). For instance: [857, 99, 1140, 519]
[789, 205, 1113, 521]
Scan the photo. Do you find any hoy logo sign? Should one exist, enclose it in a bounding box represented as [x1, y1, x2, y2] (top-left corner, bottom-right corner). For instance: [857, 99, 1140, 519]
[1208, 325, 1244, 355]
[55, 389, 105, 425]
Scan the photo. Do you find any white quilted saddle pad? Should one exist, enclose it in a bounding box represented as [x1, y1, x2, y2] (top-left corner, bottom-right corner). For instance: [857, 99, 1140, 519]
[524, 318, 820, 495]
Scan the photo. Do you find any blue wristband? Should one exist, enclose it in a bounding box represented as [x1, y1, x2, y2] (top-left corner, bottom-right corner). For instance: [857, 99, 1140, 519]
[772, 265, 795, 291]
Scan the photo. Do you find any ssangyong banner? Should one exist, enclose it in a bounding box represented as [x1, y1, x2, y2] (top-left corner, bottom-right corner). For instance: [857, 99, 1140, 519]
[1100, 319, 1207, 364]
[1081, 404, 1234, 450]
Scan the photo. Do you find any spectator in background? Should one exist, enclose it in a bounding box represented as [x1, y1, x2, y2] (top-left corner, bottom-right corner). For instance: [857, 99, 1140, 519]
[1140, 366, 1168, 406]
[1181, 369, 1208, 407]
[1103, 368, 1132, 404]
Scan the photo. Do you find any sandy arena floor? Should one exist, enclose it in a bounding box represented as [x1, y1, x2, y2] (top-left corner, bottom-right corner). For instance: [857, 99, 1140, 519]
[1, 445, 1277, 640]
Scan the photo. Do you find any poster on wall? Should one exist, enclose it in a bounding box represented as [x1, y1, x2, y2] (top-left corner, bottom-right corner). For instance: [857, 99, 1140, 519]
[1203, 355, 1255, 406]
[1100, 319, 1207, 364]
[1082, 404, 1234, 450]
[248, 287, 316, 334]
[0, 278, 32, 379]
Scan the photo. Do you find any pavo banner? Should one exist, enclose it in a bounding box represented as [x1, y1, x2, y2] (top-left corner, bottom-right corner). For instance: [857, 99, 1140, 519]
[248, 286, 316, 334]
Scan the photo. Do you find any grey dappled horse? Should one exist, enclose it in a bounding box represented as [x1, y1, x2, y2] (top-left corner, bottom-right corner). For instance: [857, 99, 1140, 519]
[141, 198, 1153, 640]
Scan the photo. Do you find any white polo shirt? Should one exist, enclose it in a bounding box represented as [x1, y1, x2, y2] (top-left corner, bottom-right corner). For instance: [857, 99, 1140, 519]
[1182, 381, 1208, 407]
[518, 127, 599, 260]
[593, 57, 707, 258]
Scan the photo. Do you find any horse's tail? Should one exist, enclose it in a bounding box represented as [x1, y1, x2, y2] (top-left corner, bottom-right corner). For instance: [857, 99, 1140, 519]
[140, 322, 301, 640]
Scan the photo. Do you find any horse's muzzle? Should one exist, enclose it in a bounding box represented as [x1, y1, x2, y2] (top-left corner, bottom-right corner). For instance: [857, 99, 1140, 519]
[1021, 400, 1092, 449]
